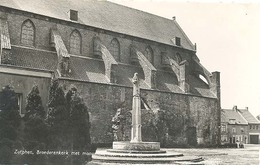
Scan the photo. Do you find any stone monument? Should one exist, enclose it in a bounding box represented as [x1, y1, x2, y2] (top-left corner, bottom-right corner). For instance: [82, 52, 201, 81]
[131, 72, 142, 142]
[90, 73, 203, 164]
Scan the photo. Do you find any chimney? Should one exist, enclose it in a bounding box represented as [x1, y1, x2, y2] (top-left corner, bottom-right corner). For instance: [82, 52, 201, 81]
[245, 107, 248, 110]
[233, 105, 237, 111]
[172, 16, 176, 20]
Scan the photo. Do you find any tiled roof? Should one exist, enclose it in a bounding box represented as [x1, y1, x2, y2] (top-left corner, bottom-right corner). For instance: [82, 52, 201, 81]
[221, 109, 248, 125]
[156, 70, 183, 93]
[115, 64, 150, 89]
[9, 46, 57, 71]
[0, 0, 195, 51]
[239, 109, 260, 124]
[4, 46, 214, 97]
[68, 56, 108, 83]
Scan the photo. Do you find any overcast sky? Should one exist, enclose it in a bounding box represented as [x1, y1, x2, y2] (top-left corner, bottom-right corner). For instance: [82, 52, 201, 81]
[109, 0, 260, 117]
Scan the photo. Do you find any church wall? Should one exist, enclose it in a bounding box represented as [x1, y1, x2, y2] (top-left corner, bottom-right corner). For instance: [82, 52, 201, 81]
[60, 79, 219, 146]
[4, 10, 194, 69]
[0, 8, 220, 146]
[0, 72, 51, 114]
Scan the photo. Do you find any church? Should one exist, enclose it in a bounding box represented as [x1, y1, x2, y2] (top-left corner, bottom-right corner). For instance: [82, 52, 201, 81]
[0, 0, 221, 146]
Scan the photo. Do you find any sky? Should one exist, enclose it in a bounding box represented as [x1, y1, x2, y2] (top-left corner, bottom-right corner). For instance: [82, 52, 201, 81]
[109, 0, 260, 117]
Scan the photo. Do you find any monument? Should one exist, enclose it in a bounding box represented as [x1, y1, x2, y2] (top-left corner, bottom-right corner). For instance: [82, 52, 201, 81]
[90, 73, 203, 164]
[131, 73, 142, 143]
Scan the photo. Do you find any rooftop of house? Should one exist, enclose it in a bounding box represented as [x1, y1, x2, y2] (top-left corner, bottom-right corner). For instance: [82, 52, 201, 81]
[222, 106, 260, 125]
[238, 108, 260, 124]
[0, 0, 195, 51]
[221, 108, 248, 125]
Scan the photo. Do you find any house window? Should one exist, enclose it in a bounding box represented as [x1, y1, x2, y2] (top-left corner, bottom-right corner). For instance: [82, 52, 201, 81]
[21, 20, 35, 46]
[241, 128, 244, 133]
[145, 46, 154, 64]
[257, 125, 259, 129]
[221, 125, 226, 132]
[221, 135, 228, 142]
[229, 119, 235, 124]
[232, 127, 236, 133]
[250, 125, 252, 129]
[110, 38, 120, 61]
[70, 30, 81, 55]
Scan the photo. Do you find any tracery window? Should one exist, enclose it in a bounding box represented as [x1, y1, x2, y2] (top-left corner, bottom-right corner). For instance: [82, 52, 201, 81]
[70, 30, 81, 55]
[176, 52, 182, 64]
[145, 46, 154, 64]
[21, 20, 35, 46]
[110, 38, 120, 61]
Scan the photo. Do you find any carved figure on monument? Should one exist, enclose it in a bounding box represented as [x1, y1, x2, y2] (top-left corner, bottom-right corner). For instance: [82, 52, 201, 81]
[112, 108, 125, 141]
[132, 73, 140, 97]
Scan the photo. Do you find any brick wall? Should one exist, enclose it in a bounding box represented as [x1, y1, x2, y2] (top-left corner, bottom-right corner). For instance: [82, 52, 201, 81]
[60, 79, 220, 146]
[0, 8, 220, 146]
[0, 72, 51, 114]
[226, 125, 248, 143]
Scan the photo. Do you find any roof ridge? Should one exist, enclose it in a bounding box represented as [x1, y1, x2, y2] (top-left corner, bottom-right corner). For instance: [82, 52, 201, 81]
[237, 110, 249, 124]
[12, 45, 57, 54]
[109, 0, 196, 50]
[107, 0, 175, 22]
[173, 19, 195, 50]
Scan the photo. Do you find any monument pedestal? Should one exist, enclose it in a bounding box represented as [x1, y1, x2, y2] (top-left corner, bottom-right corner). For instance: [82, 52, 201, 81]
[90, 141, 203, 164]
[112, 141, 160, 151]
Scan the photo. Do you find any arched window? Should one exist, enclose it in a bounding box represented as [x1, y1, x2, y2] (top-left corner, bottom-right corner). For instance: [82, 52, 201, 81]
[21, 20, 35, 46]
[145, 46, 154, 64]
[176, 52, 182, 64]
[110, 38, 120, 61]
[70, 30, 81, 55]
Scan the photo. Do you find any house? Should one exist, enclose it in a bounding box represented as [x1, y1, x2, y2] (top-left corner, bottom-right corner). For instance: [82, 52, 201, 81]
[221, 106, 260, 144]
[0, 0, 221, 146]
[221, 106, 248, 144]
[239, 107, 260, 144]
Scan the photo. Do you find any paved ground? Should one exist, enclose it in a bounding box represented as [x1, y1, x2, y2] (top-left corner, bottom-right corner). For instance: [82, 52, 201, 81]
[88, 144, 260, 165]
[166, 144, 260, 165]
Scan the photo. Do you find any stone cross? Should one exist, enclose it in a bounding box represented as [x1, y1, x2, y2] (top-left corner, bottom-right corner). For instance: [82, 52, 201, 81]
[131, 73, 142, 142]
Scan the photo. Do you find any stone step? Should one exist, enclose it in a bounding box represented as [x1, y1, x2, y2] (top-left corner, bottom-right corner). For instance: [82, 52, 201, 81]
[95, 149, 184, 158]
[107, 149, 167, 154]
[91, 154, 203, 164]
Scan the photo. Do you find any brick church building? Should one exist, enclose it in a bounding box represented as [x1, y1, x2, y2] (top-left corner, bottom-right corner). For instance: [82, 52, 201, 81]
[0, 0, 221, 146]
